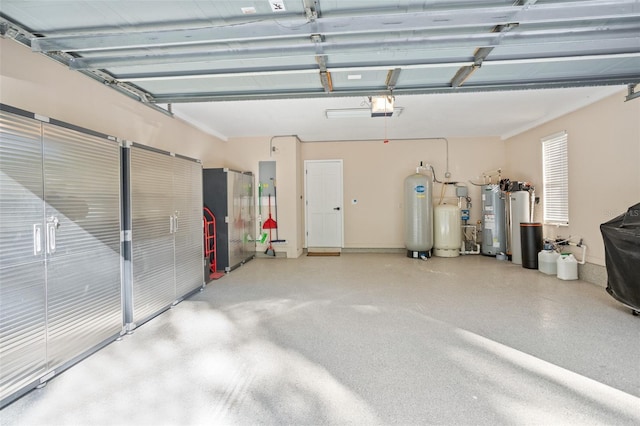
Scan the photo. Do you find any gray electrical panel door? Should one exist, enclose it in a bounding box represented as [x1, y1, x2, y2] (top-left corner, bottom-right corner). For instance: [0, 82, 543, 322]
[0, 111, 47, 402]
[42, 124, 122, 366]
[129, 146, 176, 325]
[173, 156, 204, 298]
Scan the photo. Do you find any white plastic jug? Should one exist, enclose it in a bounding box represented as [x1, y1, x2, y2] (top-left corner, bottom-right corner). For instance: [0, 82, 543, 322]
[538, 250, 560, 275]
[557, 254, 578, 280]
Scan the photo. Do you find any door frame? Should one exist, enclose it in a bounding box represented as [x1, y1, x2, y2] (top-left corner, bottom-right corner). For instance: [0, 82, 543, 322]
[303, 159, 344, 249]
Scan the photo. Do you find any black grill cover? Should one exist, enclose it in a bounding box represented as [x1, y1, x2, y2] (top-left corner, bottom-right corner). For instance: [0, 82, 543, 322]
[600, 203, 640, 311]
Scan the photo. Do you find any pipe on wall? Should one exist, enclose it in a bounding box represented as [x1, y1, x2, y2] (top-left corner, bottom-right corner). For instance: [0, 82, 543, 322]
[296, 136, 450, 177]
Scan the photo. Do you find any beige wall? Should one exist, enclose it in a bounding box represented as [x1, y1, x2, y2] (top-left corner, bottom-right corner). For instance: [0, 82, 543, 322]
[220, 136, 507, 254]
[5, 37, 637, 265]
[0, 38, 224, 159]
[209, 136, 303, 258]
[504, 91, 640, 266]
[301, 137, 506, 249]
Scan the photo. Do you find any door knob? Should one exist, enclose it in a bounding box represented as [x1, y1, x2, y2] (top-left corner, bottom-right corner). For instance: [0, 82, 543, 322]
[333, 207, 341, 211]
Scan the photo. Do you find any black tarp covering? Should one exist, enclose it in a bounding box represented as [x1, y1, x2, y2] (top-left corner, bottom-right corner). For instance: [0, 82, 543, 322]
[600, 203, 640, 311]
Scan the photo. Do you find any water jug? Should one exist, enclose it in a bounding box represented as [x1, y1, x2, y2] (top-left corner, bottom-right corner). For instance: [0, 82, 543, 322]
[538, 250, 560, 275]
[557, 254, 578, 280]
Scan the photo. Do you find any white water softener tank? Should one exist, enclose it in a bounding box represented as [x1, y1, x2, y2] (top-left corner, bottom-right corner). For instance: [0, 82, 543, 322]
[538, 249, 560, 275]
[510, 191, 530, 265]
[404, 166, 433, 258]
[434, 204, 462, 257]
[557, 254, 578, 280]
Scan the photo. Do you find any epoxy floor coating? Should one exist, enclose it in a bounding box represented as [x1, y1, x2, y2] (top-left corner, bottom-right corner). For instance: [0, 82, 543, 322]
[1, 254, 639, 425]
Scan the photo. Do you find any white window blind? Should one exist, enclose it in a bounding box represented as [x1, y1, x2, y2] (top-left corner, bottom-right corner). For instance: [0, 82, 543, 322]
[541, 131, 569, 225]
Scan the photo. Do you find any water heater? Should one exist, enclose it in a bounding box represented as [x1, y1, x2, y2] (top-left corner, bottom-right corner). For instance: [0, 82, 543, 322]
[510, 191, 531, 264]
[481, 184, 506, 256]
[404, 167, 433, 258]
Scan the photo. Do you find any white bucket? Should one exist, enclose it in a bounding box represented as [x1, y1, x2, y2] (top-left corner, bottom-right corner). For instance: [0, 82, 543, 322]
[557, 254, 578, 280]
[538, 250, 560, 275]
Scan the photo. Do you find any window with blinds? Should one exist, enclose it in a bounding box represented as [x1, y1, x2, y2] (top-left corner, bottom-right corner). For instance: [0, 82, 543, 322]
[541, 131, 569, 225]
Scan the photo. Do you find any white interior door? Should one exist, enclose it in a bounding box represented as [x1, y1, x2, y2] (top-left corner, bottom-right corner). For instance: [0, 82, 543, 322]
[305, 160, 343, 248]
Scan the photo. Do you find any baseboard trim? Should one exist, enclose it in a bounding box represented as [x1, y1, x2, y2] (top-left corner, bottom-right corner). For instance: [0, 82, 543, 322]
[578, 262, 607, 288]
[307, 247, 342, 253]
[341, 248, 406, 254]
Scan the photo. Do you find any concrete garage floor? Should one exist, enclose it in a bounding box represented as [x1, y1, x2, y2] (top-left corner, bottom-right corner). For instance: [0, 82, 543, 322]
[1, 254, 639, 425]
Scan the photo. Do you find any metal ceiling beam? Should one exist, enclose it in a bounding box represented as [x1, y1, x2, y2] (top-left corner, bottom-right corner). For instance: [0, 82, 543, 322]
[484, 52, 640, 66]
[316, 54, 332, 92]
[450, 23, 518, 88]
[451, 66, 480, 89]
[0, 21, 12, 37]
[513, 0, 539, 6]
[311, 31, 332, 93]
[303, 0, 320, 21]
[150, 75, 639, 103]
[625, 83, 640, 102]
[67, 24, 640, 70]
[0, 17, 33, 45]
[0, 18, 169, 113]
[31, 1, 640, 53]
[114, 51, 640, 83]
[121, 67, 320, 82]
[386, 68, 401, 90]
[319, 71, 333, 92]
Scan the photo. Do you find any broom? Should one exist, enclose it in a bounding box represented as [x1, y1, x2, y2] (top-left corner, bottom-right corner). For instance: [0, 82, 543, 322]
[263, 194, 277, 256]
[258, 184, 268, 243]
[271, 181, 286, 243]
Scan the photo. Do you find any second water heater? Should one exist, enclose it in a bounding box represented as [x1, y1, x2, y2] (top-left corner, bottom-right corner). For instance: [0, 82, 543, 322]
[481, 184, 506, 256]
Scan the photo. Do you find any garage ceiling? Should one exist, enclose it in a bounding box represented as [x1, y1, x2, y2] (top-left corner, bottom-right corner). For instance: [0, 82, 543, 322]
[1, 0, 639, 140]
